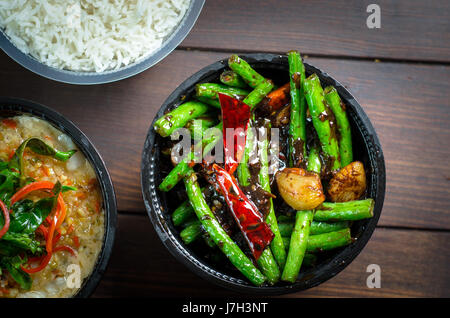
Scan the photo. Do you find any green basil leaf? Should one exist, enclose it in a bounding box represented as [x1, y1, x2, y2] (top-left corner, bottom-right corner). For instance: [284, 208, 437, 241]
[0, 160, 8, 171]
[9, 198, 55, 235]
[0, 232, 42, 254]
[8, 200, 36, 234]
[8, 181, 61, 234]
[0, 241, 21, 256]
[9, 137, 76, 186]
[0, 168, 20, 203]
[51, 180, 62, 196]
[0, 256, 31, 290]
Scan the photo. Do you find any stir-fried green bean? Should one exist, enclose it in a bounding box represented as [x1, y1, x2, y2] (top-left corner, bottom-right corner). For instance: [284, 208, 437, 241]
[183, 169, 266, 286]
[304, 74, 341, 171]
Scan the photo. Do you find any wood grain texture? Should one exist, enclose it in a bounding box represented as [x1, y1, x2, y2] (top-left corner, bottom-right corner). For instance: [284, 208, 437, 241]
[0, 0, 448, 299]
[0, 50, 448, 230]
[181, 0, 450, 62]
[91, 214, 450, 298]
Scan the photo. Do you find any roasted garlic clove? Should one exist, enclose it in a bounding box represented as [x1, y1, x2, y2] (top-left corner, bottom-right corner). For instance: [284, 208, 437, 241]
[276, 168, 325, 210]
[328, 161, 367, 202]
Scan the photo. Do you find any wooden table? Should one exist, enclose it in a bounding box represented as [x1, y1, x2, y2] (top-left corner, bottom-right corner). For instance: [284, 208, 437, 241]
[0, 0, 449, 297]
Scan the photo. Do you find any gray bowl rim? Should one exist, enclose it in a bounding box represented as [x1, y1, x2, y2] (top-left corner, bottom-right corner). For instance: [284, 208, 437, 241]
[0, 97, 117, 297]
[0, 0, 205, 85]
[141, 53, 386, 295]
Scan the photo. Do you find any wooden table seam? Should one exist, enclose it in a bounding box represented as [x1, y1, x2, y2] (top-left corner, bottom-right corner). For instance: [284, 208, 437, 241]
[176, 47, 450, 66]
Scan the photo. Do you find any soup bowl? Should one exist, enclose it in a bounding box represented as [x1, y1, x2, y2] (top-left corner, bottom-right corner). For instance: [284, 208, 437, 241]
[0, 97, 117, 297]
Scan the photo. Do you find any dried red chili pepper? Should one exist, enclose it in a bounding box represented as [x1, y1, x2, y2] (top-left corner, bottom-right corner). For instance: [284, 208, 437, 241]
[210, 164, 273, 260]
[218, 93, 251, 174]
[214, 94, 274, 260]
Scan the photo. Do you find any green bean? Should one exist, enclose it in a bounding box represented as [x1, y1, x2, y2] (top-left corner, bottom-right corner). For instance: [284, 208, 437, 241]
[306, 228, 352, 253]
[180, 221, 203, 245]
[281, 210, 314, 282]
[181, 217, 200, 228]
[311, 221, 350, 235]
[159, 122, 222, 192]
[314, 199, 374, 221]
[281, 238, 317, 267]
[279, 220, 350, 237]
[182, 222, 351, 263]
[324, 86, 353, 167]
[282, 228, 352, 253]
[282, 236, 290, 249]
[201, 122, 224, 159]
[242, 79, 274, 108]
[158, 154, 193, 192]
[185, 117, 216, 141]
[180, 220, 225, 250]
[171, 187, 209, 226]
[278, 222, 293, 237]
[237, 79, 274, 187]
[177, 208, 280, 284]
[282, 51, 313, 282]
[220, 70, 248, 88]
[288, 50, 307, 167]
[236, 124, 254, 187]
[257, 122, 286, 269]
[202, 233, 216, 248]
[302, 253, 317, 267]
[154, 101, 210, 137]
[172, 200, 195, 226]
[307, 145, 322, 174]
[256, 248, 281, 285]
[183, 169, 266, 286]
[228, 55, 265, 88]
[196, 83, 250, 104]
[277, 214, 294, 223]
[304, 74, 341, 170]
[195, 96, 221, 108]
[236, 123, 281, 284]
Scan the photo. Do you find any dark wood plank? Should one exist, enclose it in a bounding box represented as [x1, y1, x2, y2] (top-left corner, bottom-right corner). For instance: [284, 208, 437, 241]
[0, 50, 449, 230]
[92, 214, 450, 298]
[181, 0, 450, 62]
[0, 50, 224, 213]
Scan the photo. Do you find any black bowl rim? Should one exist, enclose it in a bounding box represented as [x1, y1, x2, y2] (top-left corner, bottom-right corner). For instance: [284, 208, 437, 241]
[0, 97, 117, 297]
[141, 53, 386, 295]
[0, 0, 205, 85]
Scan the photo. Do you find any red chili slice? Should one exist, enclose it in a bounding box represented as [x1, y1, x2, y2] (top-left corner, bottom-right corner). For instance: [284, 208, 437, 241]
[53, 245, 76, 257]
[0, 199, 10, 239]
[2, 119, 17, 129]
[21, 252, 52, 274]
[210, 164, 274, 260]
[10, 181, 55, 206]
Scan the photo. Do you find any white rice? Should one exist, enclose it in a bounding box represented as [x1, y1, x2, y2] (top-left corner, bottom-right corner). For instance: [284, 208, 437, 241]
[0, 0, 190, 72]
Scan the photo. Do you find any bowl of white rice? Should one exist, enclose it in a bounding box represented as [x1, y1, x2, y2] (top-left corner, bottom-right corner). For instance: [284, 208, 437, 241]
[0, 0, 204, 84]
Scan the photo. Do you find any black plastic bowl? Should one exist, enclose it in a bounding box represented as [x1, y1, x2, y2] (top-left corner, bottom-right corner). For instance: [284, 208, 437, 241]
[141, 54, 386, 295]
[0, 0, 204, 85]
[0, 97, 117, 297]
